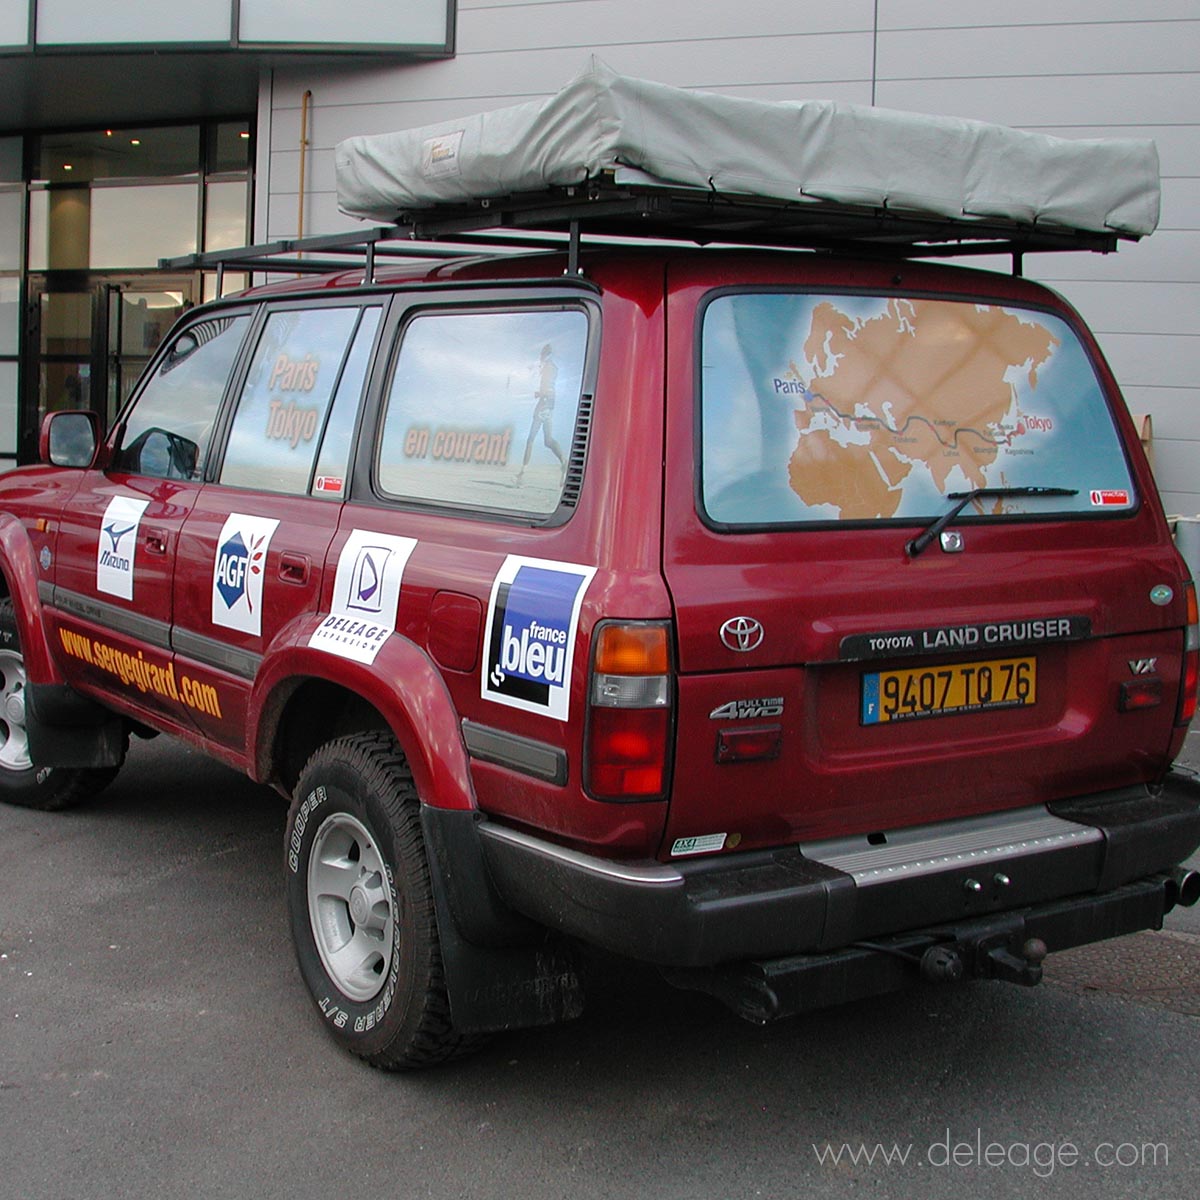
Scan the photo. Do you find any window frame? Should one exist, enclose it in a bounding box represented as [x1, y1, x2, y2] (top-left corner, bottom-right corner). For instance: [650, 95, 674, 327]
[368, 290, 601, 528]
[210, 297, 384, 498]
[694, 283, 1142, 535]
[107, 302, 255, 481]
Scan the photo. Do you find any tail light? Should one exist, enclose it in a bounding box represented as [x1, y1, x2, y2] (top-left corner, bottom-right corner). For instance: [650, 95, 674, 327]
[1179, 580, 1199, 725]
[585, 621, 673, 801]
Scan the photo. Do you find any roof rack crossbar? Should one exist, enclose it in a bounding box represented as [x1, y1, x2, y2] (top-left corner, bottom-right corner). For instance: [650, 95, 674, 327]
[160, 178, 1136, 281]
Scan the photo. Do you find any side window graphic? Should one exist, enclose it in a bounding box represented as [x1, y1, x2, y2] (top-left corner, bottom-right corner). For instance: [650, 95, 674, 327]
[220, 306, 364, 495]
[377, 308, 589, 517]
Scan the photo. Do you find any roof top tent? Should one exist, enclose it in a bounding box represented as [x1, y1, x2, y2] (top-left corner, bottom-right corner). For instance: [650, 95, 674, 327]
[166, 57, 1160, 282]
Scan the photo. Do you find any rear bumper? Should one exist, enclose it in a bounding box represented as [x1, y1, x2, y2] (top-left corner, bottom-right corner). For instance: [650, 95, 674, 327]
[475, 773, 1200, 969]
[663, 876, 1174, 1024]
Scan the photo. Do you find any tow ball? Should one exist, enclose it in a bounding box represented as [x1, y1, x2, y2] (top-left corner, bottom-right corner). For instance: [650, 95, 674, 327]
[919, 936, 1048, 987]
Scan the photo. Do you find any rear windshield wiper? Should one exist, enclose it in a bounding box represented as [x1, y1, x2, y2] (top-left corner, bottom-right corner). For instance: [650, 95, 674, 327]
[906, 486, 1079, 558]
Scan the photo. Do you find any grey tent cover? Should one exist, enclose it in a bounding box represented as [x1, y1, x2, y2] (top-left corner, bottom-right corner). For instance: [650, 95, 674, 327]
[336, 57, 1159, 239]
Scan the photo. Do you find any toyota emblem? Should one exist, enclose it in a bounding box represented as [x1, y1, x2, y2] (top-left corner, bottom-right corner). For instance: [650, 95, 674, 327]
[720, 616, 764, 652]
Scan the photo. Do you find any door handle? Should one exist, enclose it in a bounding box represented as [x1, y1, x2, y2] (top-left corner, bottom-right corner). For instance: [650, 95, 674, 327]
[144, 528, 169, 556]
[278, 552, 310, 585]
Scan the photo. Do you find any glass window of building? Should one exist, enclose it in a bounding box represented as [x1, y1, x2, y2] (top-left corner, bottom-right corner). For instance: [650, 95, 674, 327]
[0, 137, 21, 466]
[22, 119, 252, 447]
[0, 3, 27, 47]
[35, 1, 231, 45]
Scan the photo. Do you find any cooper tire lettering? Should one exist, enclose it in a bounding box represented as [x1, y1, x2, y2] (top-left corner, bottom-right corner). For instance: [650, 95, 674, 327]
[287, 784, 326, 873]
[284, 732, 482, 1069]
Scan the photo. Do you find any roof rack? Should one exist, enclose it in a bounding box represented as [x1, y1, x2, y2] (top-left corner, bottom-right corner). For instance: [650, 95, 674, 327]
[163, 174, 1126, 289]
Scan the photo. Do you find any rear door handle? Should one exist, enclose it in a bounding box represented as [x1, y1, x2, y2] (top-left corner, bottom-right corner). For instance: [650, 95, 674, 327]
[144, 528, 169, 556]
[278, 551, 310, 585]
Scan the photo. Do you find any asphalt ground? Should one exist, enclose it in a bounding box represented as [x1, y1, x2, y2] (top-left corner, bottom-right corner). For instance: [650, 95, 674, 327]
[1, 727, 1198, 1199]
[1044, 724, 1200, 1013]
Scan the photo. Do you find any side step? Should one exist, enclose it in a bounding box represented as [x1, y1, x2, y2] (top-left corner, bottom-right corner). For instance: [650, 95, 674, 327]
[800, 805, 1103, 887]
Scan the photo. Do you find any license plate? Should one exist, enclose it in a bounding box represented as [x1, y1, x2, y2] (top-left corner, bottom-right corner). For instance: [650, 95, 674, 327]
[862, 656, 1036, 725]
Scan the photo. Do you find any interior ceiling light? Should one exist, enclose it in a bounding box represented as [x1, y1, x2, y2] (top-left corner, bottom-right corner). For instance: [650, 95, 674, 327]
[62, 164, 73, 171]
[130, 139, 141, 146]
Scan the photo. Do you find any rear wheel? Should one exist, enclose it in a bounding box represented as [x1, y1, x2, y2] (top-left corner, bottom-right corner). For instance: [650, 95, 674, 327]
[0, 599, 121, 811]
[285, 731, 481, 1069]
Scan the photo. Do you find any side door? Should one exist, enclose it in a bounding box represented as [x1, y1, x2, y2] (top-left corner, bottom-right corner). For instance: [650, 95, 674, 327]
[170, 299, 385, 750]
[324, 295, 607, 838]
[48, 309, 254, 731]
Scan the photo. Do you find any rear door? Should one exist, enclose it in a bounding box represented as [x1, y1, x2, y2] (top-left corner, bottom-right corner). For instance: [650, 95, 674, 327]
[660, 256, 1189, 856]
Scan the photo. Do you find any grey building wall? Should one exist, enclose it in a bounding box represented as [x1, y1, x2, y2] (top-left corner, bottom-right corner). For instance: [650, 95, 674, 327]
[257, 0, 1200, 513]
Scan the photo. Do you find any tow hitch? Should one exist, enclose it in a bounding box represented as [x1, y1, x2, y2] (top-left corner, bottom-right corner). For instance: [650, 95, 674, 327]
[661, 877, 1169, 1025]
[918, 930, 1049, 988]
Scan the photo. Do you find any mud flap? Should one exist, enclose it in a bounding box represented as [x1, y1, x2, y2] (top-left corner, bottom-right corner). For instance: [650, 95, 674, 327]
[422, 806, 585, 1034]
[25, 683, 126, 769]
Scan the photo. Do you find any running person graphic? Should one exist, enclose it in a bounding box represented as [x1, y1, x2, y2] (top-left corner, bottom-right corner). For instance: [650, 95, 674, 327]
[516, 343, 567, 485]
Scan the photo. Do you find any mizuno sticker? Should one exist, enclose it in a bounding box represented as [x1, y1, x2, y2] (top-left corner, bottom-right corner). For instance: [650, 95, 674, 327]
[481, 555, 596, 722]
[211, 513, 280, 636]
[96, 495, 150, 600]
[309, 529, 417, 664]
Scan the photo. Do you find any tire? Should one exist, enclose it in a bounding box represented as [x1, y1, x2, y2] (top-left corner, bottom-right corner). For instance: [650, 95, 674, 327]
[0, 599, 121, 811]
[285, 731, 481, 1069]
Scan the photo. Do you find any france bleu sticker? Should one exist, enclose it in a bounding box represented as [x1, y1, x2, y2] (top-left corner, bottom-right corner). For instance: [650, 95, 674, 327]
[96, 495, 150, 600]
[211, 513, 280, 636]
[481, 556, 597, 722]
[309, 529, 417, 664]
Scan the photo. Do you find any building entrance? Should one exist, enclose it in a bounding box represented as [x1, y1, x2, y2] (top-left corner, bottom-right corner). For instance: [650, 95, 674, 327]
[11, 119, 251, 462]
[25, 272, 197, 447]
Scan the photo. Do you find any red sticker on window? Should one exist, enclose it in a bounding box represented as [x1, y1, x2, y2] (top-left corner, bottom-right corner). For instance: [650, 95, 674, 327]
[1090, 489, 1129, 506]
[315, 476, 344, 494]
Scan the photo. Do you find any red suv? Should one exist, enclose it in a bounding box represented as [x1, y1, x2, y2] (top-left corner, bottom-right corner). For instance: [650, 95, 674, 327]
[2, 97, 1199, 1067]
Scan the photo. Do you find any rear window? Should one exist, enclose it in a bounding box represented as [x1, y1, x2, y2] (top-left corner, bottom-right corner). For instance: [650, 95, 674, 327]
[699, 292, 1136, 527]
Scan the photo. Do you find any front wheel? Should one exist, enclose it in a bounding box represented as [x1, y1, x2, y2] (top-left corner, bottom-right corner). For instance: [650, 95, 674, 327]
[285, 731, 480, 1069]
[0, 599, 121, 811]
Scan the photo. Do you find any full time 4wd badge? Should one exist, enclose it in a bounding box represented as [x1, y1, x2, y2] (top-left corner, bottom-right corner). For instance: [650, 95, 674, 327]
[481, 555, 596, 722]
[211, 513, 280, 636]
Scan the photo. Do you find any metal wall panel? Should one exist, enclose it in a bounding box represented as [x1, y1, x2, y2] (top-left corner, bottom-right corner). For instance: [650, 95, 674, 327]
[879, 0, 1200, 29]
[460, 0, 874, 51]
[1102, 335, 1199, 392]
[877, 20, 1200, 78]
[258, 0, 1200, 511]
[1057, 282, 1200, 340]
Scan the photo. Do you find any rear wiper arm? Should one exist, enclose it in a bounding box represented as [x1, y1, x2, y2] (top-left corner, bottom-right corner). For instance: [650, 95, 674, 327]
[905, 486, 1079, 558]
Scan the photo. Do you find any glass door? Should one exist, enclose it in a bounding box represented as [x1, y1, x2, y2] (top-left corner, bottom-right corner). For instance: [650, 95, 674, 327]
[25, 278, 99, 450]
[25, 272, 196, 440]
[104, 279, 192, 425]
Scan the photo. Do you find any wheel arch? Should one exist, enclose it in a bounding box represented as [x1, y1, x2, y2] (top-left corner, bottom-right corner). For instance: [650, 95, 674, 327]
[251, 638, 477, 812]
[0, 514, 63, 685]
